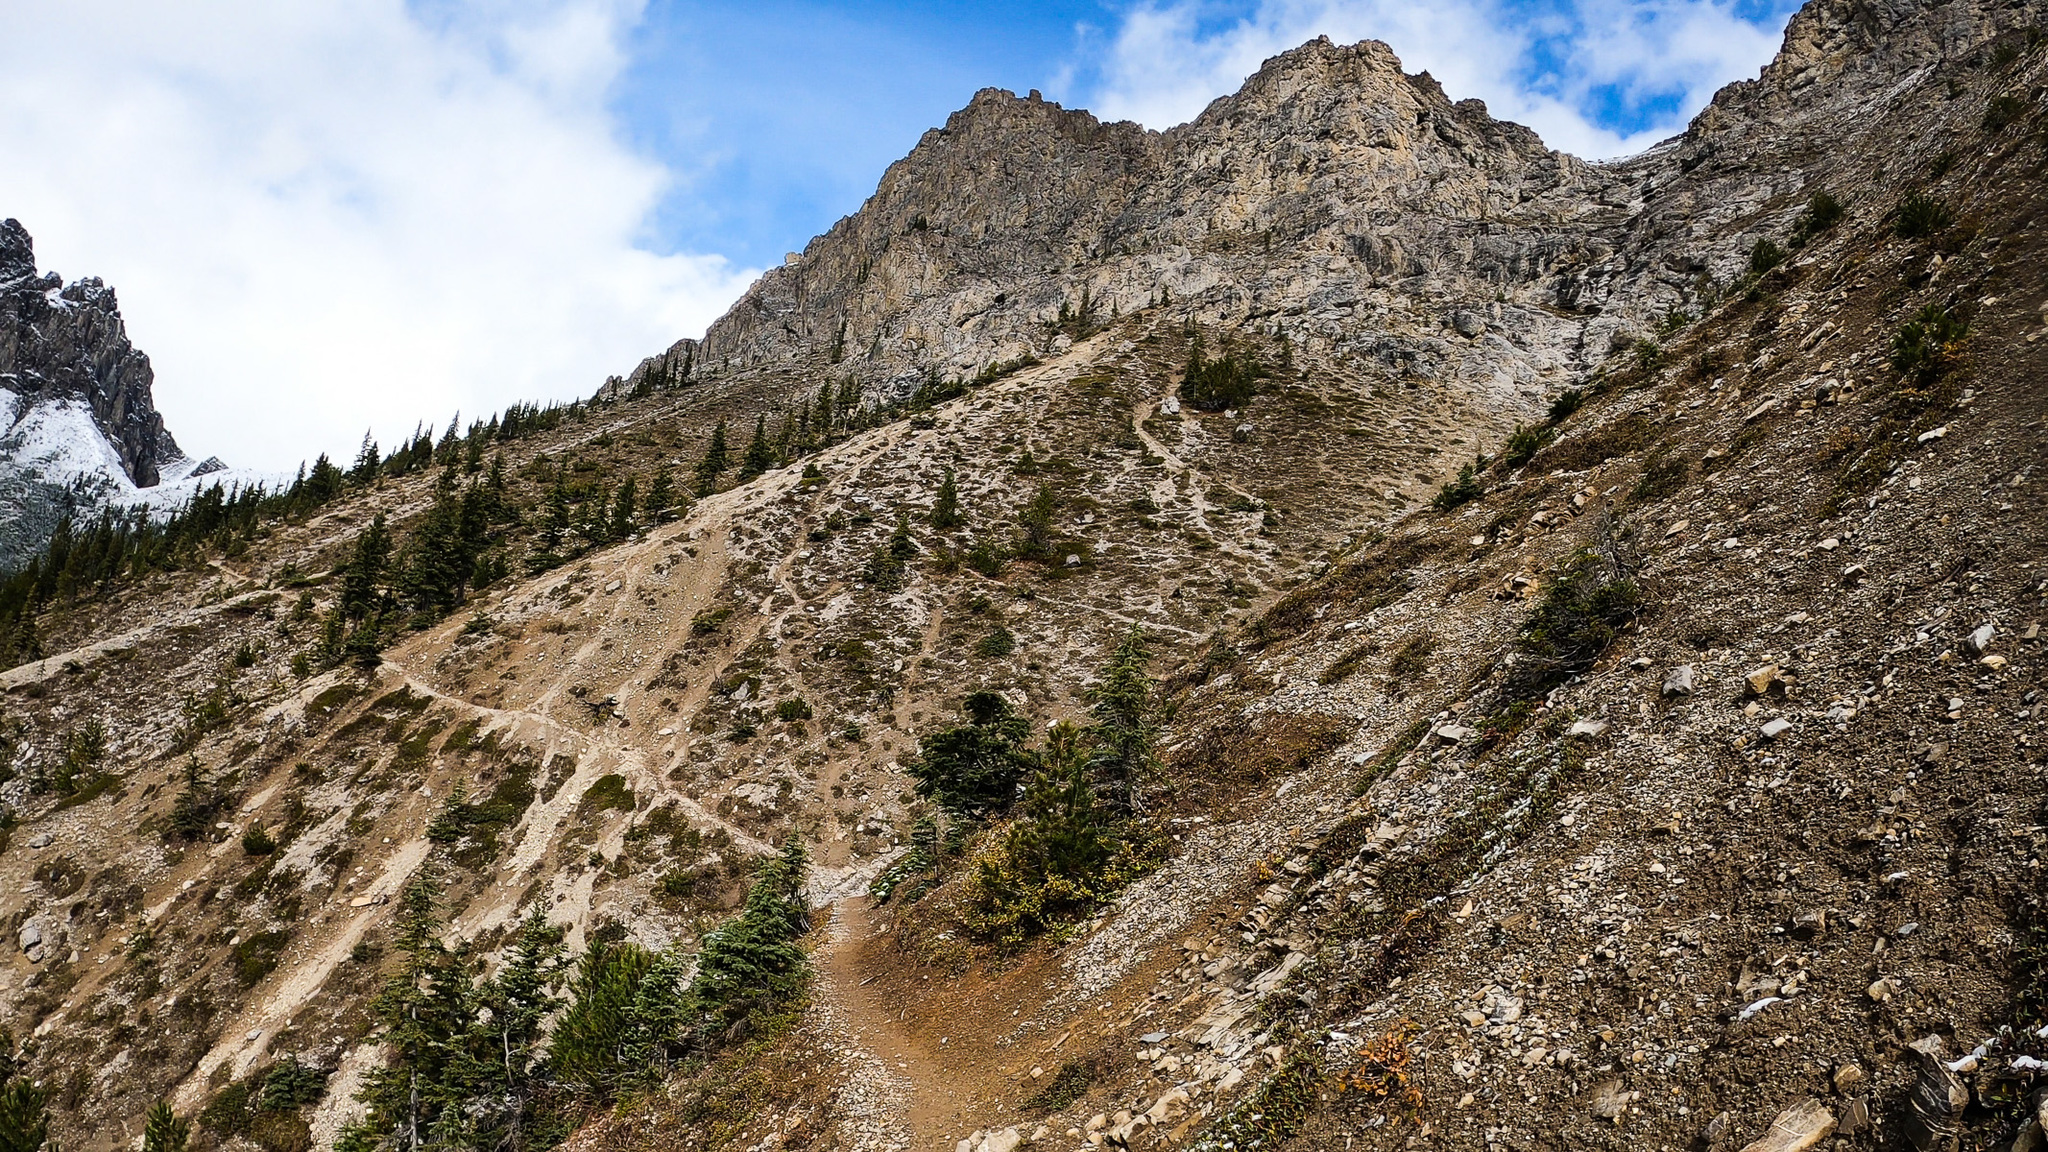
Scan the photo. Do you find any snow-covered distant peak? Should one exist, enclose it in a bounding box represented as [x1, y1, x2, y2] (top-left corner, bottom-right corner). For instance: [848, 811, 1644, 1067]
[0, 395, 283, 519]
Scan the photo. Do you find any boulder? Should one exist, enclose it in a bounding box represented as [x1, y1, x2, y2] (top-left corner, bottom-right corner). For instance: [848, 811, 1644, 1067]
[1902, 1035, 1968, 1151]
[1663, 664, 1696, 696]
[1737, 1098, 1835, 1152]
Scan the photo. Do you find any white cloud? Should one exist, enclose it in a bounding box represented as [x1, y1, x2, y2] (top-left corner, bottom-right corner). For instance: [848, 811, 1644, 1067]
[1083, 0, 1788, 158]
[0, 0, 758, 472]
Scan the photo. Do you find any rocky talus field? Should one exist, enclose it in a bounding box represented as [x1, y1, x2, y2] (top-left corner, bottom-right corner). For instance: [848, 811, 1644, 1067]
[2, 0, 2046, 1150]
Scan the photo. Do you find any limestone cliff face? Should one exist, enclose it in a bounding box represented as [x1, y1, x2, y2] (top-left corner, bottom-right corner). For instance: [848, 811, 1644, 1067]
[0, 219, 182, 488]
[636, 0, 2027, 409]
[671, 41, 1619, 397]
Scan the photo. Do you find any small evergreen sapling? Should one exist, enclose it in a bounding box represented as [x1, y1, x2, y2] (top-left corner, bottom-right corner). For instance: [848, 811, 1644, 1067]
[142, 1100, 191, 1152]
[930, 467, 964, 530]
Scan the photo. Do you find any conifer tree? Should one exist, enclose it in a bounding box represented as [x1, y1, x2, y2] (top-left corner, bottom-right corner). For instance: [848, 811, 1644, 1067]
[142, 1100, 191, 1152]
[930, 468, 963, 530]
[686, 839, 809, 1043]
[621, 948, 691, 1081]
[304, 453, 345, 506]
[834, 378, 861, 427]
[434, 416, 460, 466]
[1018, 484, 1058, 558]
[539, 480, 570, 552]
[907, 692, 1032, 818]
[609, 476, 638, 540]
[343, 873, 477, 1151]
[813, 382, 834, 439]
[548, 940, 654, 1096]
[338, 515, 393, 622]
[1086, 629, 1157, 816]
[740, 414, 774, 480]
[695, 421, 729, 495]
[645, 465, 678, 523]
[349, 431, 382, 485]
[0, 1075, 51, 1152]
[471, 909, 564, 1149]
[1010, 721, 1109, 887]
[579, 484, 613, 549]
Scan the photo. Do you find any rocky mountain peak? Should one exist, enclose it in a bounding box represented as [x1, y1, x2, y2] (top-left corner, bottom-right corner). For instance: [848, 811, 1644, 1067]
[0, 218, 36, 284]
[0, 218, 181, 489]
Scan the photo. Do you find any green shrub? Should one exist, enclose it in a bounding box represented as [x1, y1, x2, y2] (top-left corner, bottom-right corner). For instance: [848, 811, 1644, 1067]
[773, 697, 813, 722]
[258, 1056, 328, 1111]
[579, 774, 635, 816]
[1546, 388, 1586, 423]
[1505, 546, 1643, 700]
[1430, 460, 1485, 512]
[1747, 237, 1786, 277]
[241, 823, 277, 856]
[1790, 190, 1846, 246]
[1984, 94, 2029, 132]
[965, 538, 1008, 577]
[1891, 302, 1969, 383]
[1386, 633, 1435, 685]
[1021, 1060, 1096, 1113]
[1500, 423, 1554, 469]
[1895, 192, 1955, 238]
[232, 930, 291, 987]
[973, 627, 1016, 658]
[689, 607, 732, 636]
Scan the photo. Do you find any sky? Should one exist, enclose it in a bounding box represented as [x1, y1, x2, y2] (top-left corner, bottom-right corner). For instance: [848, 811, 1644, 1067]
[0, 0, 1802, 474]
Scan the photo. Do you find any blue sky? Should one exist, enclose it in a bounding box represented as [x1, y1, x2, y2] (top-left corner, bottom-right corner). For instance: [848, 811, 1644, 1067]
[1, 0, 1802, 471]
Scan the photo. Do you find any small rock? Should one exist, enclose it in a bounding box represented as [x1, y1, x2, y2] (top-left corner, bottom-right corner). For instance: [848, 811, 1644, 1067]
[1704, 1111, 1734, 1145]
[1568, 719, 1610, 738]
[1664, 664, 1697, 696]
[26, 832, 52, 849]
[18, 922, 41, 952]
[603, 579, 622, 593]
[1737, 1097, 1835, 1152]
[1838, 1096, 1871, 1137]
[1968, 624, 1996, 653]
[1790, 910, 1826, 940]
[1745, 664, 1784, 695]
[1451, 309, 1486, 337]
[1868, 978, 1897, 1002]
[1462, 1009, 1488, 1028]
[1817, 537, 1839, 551]
[1488, 995, 1524, 1024]
[1760, 718, 1793, 740]
[1916, 425, 1948, 443]
[1588, 1080, 1628, 1120]
[1831, 1063, 1864, 1093]
[1841, 563, 1866, 587]
[1065, 554, 1081, 567]
[1436, 724, 1475, 744]
[1903, 1035, 1968, 1151]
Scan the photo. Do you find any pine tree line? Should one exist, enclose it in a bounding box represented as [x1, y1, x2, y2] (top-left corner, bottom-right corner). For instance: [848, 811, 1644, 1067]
[336, 841, 810, 1152]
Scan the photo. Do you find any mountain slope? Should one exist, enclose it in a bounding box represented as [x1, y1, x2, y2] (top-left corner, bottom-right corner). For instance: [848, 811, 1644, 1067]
[0, 1, 2044, 1150]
